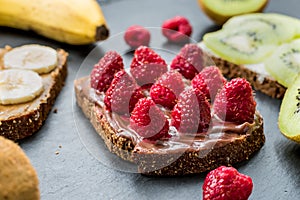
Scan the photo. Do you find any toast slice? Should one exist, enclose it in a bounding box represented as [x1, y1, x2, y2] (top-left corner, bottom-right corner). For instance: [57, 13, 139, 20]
[74, 76, 265, 176]
[199, 42, 286, 99]
[0, 46, 68, 140]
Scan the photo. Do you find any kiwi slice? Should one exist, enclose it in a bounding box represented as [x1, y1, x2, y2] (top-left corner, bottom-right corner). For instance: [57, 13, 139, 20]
[223, 13, 300, 43]
[278, 75, 300, 143]
[264, 39, 300, 87]
[203, 23, 278, 64]
[198, 0, 268, 24]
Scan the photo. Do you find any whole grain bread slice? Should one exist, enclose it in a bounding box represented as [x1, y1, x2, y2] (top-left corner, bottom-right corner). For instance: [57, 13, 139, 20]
[200, 42, 286, 99]
[0, 46, 68, 140]
[74, 77, 265, 176]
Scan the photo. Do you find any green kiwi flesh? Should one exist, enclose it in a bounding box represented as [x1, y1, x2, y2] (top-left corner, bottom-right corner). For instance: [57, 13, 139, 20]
[279, 74, 300, 143]
[223, 13, 300, 43]
[264, 39, 300, 87]
[201, 0, 267, 16]
[203, 23, 278, 64]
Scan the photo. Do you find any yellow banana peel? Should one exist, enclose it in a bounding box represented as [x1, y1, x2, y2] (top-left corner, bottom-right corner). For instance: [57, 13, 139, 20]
[0, 0, 109, 45]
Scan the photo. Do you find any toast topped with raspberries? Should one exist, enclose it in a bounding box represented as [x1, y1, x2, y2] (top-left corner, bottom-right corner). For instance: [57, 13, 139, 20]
[0, 44, 68, 140]
[74, 44, 265, 176]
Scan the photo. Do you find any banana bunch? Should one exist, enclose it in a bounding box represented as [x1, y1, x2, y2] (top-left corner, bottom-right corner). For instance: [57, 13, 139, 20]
[0, 0, 109, 45]
[0, 45, 57, 105]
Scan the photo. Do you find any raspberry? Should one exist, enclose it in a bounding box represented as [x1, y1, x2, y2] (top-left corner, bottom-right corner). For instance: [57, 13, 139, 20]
[90, 51, 124, 92]
[104, 70, 144, 116]
[150, 84, 177, 110]
[203, 166, 253, 200]
[171, 88, 211, 134]
[213, 78, 256, 124]
[130, 98, 170, 141]
[162, 16, 192, 43]
[130, 46, 168, 87]
[156, 70, 185, 97]
[124, 25, 151, 48]
[191, 66, 227, 101]
[150, 71, 185, 109]
[170, 44, 204, 79]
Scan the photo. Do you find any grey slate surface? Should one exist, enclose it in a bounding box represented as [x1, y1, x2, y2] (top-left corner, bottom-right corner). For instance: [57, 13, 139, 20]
[1, 0, 300, 199]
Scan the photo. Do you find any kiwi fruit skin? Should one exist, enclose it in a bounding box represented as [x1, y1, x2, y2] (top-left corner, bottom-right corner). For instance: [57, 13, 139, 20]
[0, 136, 40, 200]
[264, 39, 300, 88]
[279, 75, 300, 143]
[203, 22, 278, 64]
[198, 0, 269, 25]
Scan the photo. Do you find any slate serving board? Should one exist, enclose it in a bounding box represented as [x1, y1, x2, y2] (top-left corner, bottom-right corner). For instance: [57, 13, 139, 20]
[0, 0, 299, 199]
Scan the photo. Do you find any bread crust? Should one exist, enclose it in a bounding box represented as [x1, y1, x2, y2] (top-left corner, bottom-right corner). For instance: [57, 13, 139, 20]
[74, 77, 265, 176]
[204, 53, 286, 99]
[0, 47, 68, 140]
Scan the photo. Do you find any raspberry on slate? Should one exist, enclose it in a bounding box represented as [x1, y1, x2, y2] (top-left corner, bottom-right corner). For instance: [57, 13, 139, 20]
[90, 51, 124, 92]
[124, 25, 151, 48]
[170, 43, 204, 80]
[202, 166, 253, 200]
[104, 70, 144, 116]
[162, 16, 192, 43]
[171, 88, 211, 134]
[150, 70, 185, 109]
[191, 66, 227, 101]
[213, 78, 256, 124]
[130, 98, 170, 141]
[130, 46, 168, 87]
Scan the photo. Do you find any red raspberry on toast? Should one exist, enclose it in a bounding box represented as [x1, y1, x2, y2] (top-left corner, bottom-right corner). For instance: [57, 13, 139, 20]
[130, 98, 170, 141]
[191, 66, 227, 101]
[170, 44, 204, 80]
[171, 88, 211, 134]
[150, 71, 184, 109]
[162, 16, 192, 43]
[203, 166, 253, 200]
[213, 78, 256, 124]
[104, 70, 144, 116]
[90, 51, 124, 92]
[130, 46, 168, 87]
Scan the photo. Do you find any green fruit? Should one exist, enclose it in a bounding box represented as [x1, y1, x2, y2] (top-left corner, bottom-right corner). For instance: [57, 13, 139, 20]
[223, 13, 300, 43]
[278, 75, 300, 143]
[198, 0, 268, 25]
[203, 23, 278, 64]
[264, 39, 300, 87]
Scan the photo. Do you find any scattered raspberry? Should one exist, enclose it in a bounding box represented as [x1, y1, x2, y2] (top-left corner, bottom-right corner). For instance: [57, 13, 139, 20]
[90, 51, 124, 92]
[124, 25, 151, 48]
[203, 166, 253, 200]
[150, 71, 185, 109]
[213, 78, 256, 124]
[130, 46, 168, 87]
[104, 70, 144, 116]
[171, 88, 211, 134]
[170, 43, 204, 80]
[191, 66, 227, 101]
[130, 98, 170, 141]
[162, 16, 192, 43]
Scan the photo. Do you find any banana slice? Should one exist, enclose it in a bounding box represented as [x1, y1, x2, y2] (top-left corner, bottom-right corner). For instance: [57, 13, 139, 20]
[0, 69, 44, 105]
[3, 44, 58, 74]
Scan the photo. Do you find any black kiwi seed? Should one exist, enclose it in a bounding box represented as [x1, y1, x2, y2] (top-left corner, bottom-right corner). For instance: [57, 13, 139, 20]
[294, 88, 300, 114]
[280, 49, 300, 72]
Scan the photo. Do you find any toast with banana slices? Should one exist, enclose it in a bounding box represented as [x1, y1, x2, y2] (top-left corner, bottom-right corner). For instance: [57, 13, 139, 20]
[0, 45, 68, 140]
